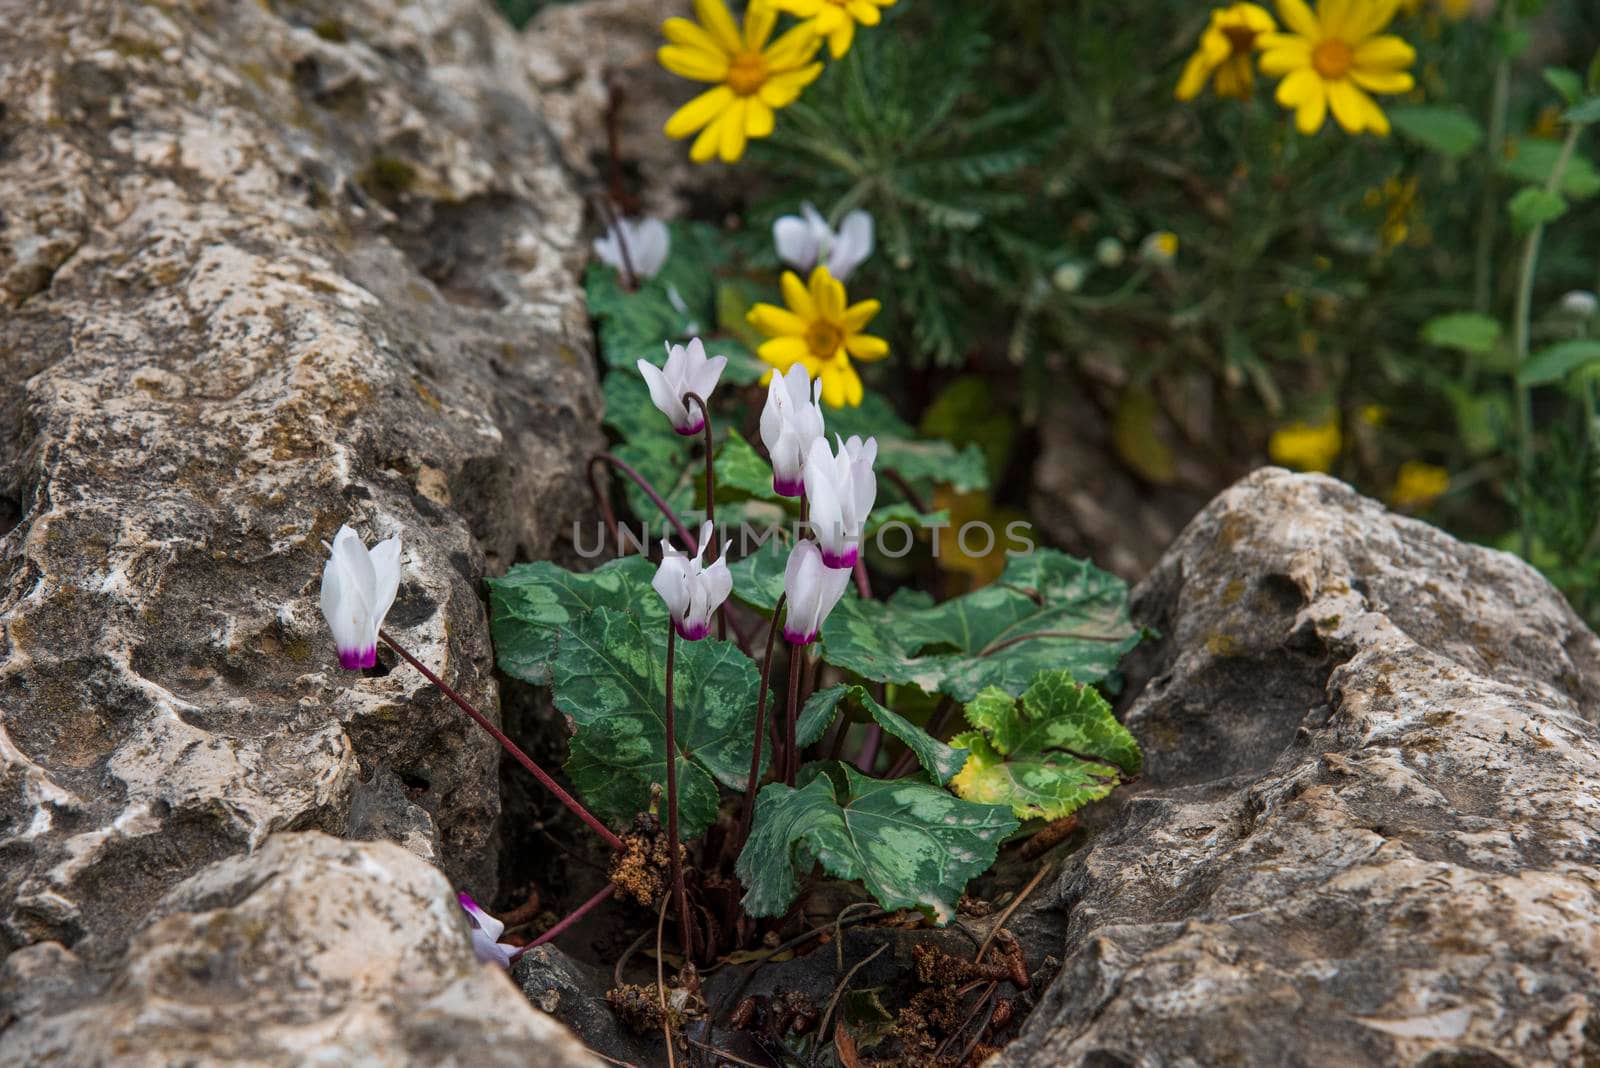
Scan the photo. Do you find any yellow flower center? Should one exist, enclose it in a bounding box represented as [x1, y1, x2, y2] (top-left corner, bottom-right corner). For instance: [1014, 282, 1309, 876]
[1222, 25, 1259, 56]
[1312, 38, 1354, 80]
[727, 51, 768, 96]
[805, 319, 844, 358]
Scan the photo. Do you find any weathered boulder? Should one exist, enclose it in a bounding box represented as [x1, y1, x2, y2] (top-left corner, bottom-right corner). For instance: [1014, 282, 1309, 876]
[0, 0, 601, 1058]
[1002, 468, 1600, 1067]
[0, 832, 597, 1066]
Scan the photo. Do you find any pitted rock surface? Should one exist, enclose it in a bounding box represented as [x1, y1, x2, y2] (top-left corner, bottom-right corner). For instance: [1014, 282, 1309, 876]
[0, 0, 601, 1058]
[0, 832, 599, 1066]
[1003, 468, 1600, 1067]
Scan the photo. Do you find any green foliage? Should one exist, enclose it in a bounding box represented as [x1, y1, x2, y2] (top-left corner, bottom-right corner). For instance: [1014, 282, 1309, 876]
[820, 548, 1144, 702]
[1390, 105, 1484, 160]
[487, 556, 663, 686]
[735, 763, 1018, 922]
[1519, 340, 1600, 386]
[949, 671, 1141, 821]
[802, 684, 965, 783]
[749, 6, 1052, 366]
[550, 608, 764, 837]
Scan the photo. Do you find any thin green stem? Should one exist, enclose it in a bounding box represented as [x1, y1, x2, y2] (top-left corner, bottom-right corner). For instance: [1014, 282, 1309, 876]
[1512, 122, 1585, 558]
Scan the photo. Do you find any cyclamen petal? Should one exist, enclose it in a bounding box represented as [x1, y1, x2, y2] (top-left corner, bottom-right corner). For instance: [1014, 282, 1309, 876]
[760, 365, 825, 498]
[773, 203, 874, 281]
[458, 892, 517, 968]
[640, 338, 727, 435]
[782, 539, 851, 644]
[802, 434, 877, 568]
[595, 217, 671, 280]
[319, 525, 400, 670]
[653, 520, 733, 641]
[827, 210, 874, 281]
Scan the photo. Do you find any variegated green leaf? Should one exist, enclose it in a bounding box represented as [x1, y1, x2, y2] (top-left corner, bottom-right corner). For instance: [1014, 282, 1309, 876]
[949, 670, 1141, 821]
[487, 556, 663, 686]
[736, 763, 1017, 922]
[819, 549, 1143, 701]
[551, 608, 764, 838]
[729, 544, 791, 613]
[800, 685, 964, 784]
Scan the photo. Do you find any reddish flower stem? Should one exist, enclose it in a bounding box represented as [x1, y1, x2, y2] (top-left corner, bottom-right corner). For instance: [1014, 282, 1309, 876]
[785, 646, 804, 787]
[663, 624, 696, 961]
[378, 630, 624, 852]
[592, 451, 697, 552]
[513, 883, 616, 958]
[589, 193, 638, 291]
[736, 594, 786, 850]
[586, 455, 622, 556]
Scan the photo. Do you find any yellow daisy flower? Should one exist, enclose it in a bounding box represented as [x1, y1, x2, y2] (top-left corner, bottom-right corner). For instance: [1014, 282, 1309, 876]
[770, 0, 896, 60]
[1389, 460, 1449, 508]
[747, 266, 888, 408]
[1259, 0, 1417, 136]
[1175, 3, 1278, 102]
[1268, 416, 1341, 473]
[660, 0, 824, 164]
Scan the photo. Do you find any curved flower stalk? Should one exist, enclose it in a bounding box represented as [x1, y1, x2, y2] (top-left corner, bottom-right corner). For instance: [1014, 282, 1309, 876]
[594, 217, 671, 282]
[773, 202, 874, 281]
[771, 0, 896, 59]
[659, 0, 825, 164]
[748, 267, 888, 408]
[1259, 0, 1416, 136]
[760, 364, 826, 498]
[803, 434, 878, 569]
[782, 539, 853, 645]
[319, 525, 400, 670]
[458, 893, 517, 968]
[653, 521, 733, 640]
[638, 337, 728, 436]
[1174, 3, 1276, 101]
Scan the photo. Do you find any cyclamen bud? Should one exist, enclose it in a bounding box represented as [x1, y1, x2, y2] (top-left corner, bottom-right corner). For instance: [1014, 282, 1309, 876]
[782, 540, 852, 645]
[760, 365, 826, 498]
[594, 216, 670, 281]
[458, 892, 516, 968]
[802, 434, 878, 570]
[652, 521, 733, 641]
[319, 525, 401, 670]
[638, 338, 727, 436]
[1560, 290, 1598, 319]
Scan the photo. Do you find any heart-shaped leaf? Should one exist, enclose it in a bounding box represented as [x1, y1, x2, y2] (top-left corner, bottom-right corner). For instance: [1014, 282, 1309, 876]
[487, 556, 663, 686]
[819, 549, 1143, 701]
[949, 670, 1141, 821]
[736, 763, 1017, 922]
[551, 608, 764, 837]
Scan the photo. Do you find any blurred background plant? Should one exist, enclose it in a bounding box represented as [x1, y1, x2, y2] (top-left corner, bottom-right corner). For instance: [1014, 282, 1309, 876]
[507, 0, 1600, 626]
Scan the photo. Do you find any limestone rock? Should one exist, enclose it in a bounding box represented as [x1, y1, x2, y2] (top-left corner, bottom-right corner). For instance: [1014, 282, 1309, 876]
[0, 0, 600, 1050]
[1002, 468, 1600, 1067]
[522, 0, 725, 220]
[0, 832, 599, 1066]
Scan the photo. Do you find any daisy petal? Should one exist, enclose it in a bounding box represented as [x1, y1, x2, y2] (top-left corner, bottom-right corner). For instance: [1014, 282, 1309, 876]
[659, 44, 730, 82]
[745, 97, 775, 137]
[1259, 40, 1312, 76]
[1350, 68, 1413, 94]
[663, 17, 728, 56]
[1354, 35, 1415, 71]
[718, 98, 748, 161]
[744, 0, 777, 50]
[693, 0, 742, 53]
[1275, 0, 1321, 39]
[781, 271, 815, 318]
[749, 303, 808, 337]
[665, 85, 734, 138]
[844, 333, 889, 361]
[759, 335, 811, 369]
[842, 299, 881, 331]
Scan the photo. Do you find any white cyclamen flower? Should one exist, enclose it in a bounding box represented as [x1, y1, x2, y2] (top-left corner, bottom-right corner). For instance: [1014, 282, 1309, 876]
[782, 540, 852, 645]
[773, 202, 874, 281]
[652, 521, 733, 641]
[594, 216, 670, 281]
[803, 434, 878, 569]
[760, 365, 826, 498]
[638, 338, 727, 436]
[458, 892, 517, 968]
[1560, 290, 1598, 319]
[319, 525, 400, 671]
